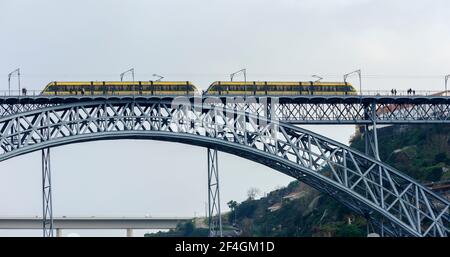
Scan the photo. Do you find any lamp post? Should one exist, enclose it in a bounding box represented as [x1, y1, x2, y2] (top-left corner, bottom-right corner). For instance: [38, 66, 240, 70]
[445, 75, 449, 97]
[152, 74, 164, 82]
[312, 75, 323, 82]
[8, 68, 20, 96]
[344, 69, 361, 95]
[120, 68, 134, 82]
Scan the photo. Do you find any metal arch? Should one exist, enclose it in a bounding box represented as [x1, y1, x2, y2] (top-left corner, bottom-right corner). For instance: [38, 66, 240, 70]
[0, 100, 448, 237]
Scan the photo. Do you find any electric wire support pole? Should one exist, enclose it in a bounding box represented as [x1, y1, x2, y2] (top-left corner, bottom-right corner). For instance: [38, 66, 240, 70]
[207, 148, 222, 237]
[120, 68, 135, 82]
[42, 148, 54, 237]
[8, 68, 21, 96]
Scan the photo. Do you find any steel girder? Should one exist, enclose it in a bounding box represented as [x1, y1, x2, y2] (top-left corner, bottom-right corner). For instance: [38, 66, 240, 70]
[0, 99, 448, 237]
[0, 95, 449, 124]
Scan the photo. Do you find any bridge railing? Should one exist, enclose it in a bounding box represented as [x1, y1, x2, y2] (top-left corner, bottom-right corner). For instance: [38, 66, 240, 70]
[0, 89, 448, 97]
[359, 90, 449, 96]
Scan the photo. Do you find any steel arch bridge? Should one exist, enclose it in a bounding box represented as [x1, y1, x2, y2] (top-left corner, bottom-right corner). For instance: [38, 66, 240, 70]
[0, 97, 448, 237]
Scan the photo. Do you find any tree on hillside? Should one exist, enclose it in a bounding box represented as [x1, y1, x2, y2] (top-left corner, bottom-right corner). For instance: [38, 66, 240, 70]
[227, 200, 238, 225]
[247, 187, 260, 200]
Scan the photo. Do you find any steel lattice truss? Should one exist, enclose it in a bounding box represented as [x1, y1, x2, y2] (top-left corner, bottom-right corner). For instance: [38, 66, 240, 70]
[0, 99, 448, 237]
[0, 95, 449, 124]
[222, 98, 450, 124]
[0, 104, 55, 118]
[275, 102, 450, 124]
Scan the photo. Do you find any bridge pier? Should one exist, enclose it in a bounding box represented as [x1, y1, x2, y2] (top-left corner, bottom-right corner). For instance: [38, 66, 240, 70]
[42, 148, 54, 237]
[207, 148, 222, 237]
[56, 228, 62, 237]
[363, 104, 382, 236]
[126, 228, 133, 237]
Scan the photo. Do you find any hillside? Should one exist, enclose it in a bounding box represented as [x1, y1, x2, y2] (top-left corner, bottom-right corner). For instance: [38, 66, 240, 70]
[146, 124, 450, 237]
[350, 124, 450, 182]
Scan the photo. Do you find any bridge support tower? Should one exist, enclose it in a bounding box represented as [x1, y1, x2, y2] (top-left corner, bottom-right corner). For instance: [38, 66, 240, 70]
[363, 103, 383, 236]
[42, 148, 54, 237]
[207, 148, 222, 237]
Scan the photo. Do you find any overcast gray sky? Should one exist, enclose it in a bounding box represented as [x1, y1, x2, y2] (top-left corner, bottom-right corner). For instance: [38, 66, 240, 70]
[0, 0, 449, 236]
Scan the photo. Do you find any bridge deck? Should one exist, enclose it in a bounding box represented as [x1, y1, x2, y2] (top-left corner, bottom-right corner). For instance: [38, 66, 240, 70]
[0, 95, 448, 104]
[0, 217, 193, 229]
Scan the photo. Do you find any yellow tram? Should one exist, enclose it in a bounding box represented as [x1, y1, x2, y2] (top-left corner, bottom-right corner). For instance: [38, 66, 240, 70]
[41, 81, 200, 96]
[204, 81, 357, 95]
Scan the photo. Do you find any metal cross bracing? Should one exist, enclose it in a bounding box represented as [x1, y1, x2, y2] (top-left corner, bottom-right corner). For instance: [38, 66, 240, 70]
[0, 95, 449, 124]
[0, 103, 55, 118]
[207, 148, 222, 237]
[0, 99, 447, 236]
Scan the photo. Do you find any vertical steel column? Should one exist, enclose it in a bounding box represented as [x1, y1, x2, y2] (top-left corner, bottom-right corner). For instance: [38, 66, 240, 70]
[363, 103, 381, 236]
[371, 102, 380, 161]
[364, 125, 370, 156]
[207, 148, 222, 237]
[42, 148, 54, 237]
[363, 103, 380, 160]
